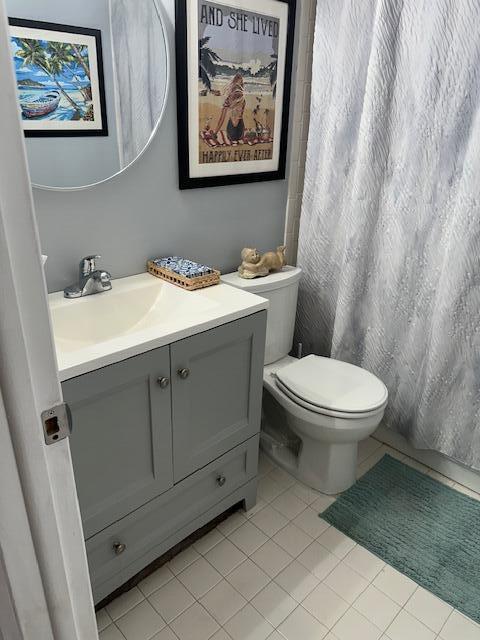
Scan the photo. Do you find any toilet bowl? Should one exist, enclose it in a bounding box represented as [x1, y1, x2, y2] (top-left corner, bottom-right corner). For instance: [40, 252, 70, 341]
[221, 267, 388, 494]
[262, 355, 387, 494]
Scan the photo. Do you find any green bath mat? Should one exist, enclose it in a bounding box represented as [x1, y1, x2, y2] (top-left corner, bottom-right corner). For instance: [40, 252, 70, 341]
[321, 455, 480, 623]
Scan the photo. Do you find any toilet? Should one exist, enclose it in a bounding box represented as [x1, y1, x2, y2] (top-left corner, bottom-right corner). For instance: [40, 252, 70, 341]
[221, 266, 388, 494]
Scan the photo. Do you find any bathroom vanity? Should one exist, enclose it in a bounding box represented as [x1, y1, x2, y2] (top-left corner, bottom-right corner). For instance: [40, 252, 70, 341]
[49, 274, 267, 603]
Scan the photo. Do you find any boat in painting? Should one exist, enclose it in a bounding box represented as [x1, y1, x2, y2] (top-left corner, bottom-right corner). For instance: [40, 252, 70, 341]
[20, 90, 61, 119]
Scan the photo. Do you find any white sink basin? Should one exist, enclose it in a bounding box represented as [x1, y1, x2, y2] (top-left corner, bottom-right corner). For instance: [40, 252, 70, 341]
[49, 272, 268, 380]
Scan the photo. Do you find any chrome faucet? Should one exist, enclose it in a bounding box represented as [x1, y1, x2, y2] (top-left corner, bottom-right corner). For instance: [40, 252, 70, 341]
[64, 255, 112, 298]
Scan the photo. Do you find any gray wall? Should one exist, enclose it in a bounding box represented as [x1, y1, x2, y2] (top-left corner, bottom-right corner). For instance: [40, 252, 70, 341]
[27, 0, 292, 293]
[7, 0, 120, 188]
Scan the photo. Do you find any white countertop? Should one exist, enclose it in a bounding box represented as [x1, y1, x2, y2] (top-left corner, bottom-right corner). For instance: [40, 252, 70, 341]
[49, 272, 268, 381]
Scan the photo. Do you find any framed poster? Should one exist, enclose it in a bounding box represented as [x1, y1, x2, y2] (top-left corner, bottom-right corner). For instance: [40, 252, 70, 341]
[9, 18, 108, 137]
[176, 0, 296, 189]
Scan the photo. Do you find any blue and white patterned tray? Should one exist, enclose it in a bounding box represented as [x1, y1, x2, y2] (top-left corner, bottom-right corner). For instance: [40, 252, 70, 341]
[153, 256, 214, 278]
[148, 257, 220, 290]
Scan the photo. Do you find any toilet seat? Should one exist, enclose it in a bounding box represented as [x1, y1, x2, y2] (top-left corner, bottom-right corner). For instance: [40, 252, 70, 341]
[275, 354, 388, 419]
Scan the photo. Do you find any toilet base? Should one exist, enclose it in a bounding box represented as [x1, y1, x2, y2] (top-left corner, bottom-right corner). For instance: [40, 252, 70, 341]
[261, 432, 358, 495]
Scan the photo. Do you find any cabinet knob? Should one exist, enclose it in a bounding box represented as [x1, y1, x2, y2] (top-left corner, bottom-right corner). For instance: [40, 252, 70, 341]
[216, 474, 226, 487]
[178, 368, 190, 379]
[157, 377, 170, 388]
[113, 542, 126, 555]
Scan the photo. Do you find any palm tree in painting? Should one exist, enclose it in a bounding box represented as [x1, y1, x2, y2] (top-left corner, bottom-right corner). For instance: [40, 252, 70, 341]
[47, 41, 90, 103]
[70, 43, 91, 81]
[198, 37, 220, 92]
[15, 38, 82, 114]
[266, 53, 278, 97]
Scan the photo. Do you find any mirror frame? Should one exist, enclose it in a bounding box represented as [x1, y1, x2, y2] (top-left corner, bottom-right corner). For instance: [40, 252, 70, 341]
[31, 0, 172, 192]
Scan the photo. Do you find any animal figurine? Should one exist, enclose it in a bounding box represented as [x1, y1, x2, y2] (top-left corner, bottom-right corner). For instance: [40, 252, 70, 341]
[238, 246, 286, 279]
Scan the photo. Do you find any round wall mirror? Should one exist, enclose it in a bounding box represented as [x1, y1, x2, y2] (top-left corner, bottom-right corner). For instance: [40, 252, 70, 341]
[7, 0, 170, 190]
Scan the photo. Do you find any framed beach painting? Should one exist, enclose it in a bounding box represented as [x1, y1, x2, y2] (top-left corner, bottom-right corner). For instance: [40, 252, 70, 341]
[175, 0, 296, 189]
[9, 18, 108, 137]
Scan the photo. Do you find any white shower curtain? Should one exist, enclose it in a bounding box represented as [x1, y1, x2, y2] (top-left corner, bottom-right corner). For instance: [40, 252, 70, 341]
[296, 0, 480, 469]
[109, 0, 167, 167]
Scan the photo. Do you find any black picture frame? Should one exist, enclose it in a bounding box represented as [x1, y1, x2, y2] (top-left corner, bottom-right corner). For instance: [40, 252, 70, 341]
[8, 18, 108, 138]
[175, 0, 296, 189]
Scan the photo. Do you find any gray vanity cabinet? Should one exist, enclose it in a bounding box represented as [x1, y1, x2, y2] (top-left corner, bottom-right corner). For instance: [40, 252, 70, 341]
[64, 311, 266, 602]
[64, 346, 173, 539]
[171, 312, 266, 482]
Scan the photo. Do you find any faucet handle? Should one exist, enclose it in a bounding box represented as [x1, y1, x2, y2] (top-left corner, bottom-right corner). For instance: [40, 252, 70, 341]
[80, 255, 101, 276]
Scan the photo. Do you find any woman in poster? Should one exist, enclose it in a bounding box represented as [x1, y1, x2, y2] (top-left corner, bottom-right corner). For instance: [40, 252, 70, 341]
[213, 72, 246, 143]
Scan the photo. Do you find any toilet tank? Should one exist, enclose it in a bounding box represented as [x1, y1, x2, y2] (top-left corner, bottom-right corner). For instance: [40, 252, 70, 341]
[221, 266, 302, 364]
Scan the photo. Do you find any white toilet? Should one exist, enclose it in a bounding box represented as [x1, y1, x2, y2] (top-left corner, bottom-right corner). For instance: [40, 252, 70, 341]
[222, 266, 388, 494]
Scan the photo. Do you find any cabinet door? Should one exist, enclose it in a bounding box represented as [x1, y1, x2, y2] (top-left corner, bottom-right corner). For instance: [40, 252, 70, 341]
[171, 311, 266, 481]
[64, 347, 173, 538]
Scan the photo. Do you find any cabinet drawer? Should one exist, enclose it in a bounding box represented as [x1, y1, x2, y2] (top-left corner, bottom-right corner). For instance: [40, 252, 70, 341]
[86, 435, 259, 599]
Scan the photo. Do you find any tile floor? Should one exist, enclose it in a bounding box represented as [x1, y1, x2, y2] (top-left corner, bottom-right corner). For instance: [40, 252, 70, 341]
[97, 438, 480, 640]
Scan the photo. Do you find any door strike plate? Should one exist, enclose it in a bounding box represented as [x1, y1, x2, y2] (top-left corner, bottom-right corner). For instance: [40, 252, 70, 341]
[41, 403, 72, 445]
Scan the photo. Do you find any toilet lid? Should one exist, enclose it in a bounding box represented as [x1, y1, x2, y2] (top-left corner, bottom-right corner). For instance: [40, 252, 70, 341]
[275, 355, 388, 414]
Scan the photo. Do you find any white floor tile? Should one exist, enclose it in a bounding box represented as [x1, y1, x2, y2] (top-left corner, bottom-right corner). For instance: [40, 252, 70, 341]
[273, 522, 313, 557]
[99, 625, 125, 640]
[224, 603, 275, 640]
[96, 608, 111, 632]
[138, 565, 175, 597]
[386, 609, 436, 640]
[257, 475, 286, 503]
[268, 467, 297, 489]
[148, 577, 195, 623]
[342, 545, 385, 581]
[200, 579, 247, 625]
[205, 538, 247, 576]
[404, 586, 453, 633]
[274, 559, 319, 603]
[352, 585, 400, 631]
[116, 599, 166, 640]
[193, 528, 225, 555]
[311, 493, 336, 514]
[250, 539, 293, 578]
[271, 489, 308, 520]
[439, 610, 480, 640]
[226, 558, 271, 600]
[177, 557, 222, 599]
[301, 583, 349, 628]
[358, 438, 383, 464]
[266, 632, 284, 640]
[251, 505, 289, 537]
[245, 499, 267, 519]
[293, 508, 330, 539]
[277, 605, 329, 640]
[324, 562, 369, 604]
[332, 608, 382, 640]
[228, 521, 268, 555]
[216, 511, 248, 536]
[291, 482, 322, 505]
[168, 547, 201, 575]
[297, 540, 341, 580]
[150, 628, 179, 640]
[210, 630, 234, 640]
[169, 602, 219, 640]
[251, 581, 297, 627]
[317, 527, 356, 559]
[105, 587, 144, 621]
[372, 565, 417, 606]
